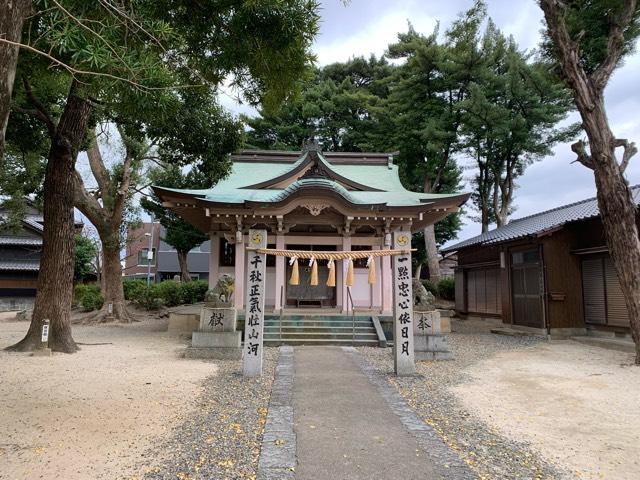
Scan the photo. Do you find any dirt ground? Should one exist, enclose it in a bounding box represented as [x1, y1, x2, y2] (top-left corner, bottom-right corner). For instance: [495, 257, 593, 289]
[451, 338, 640, 480]
[0, 317, 215, 480]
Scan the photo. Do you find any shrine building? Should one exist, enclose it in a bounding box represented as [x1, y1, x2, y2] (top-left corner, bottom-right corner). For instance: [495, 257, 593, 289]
[153, 140, 468, 315]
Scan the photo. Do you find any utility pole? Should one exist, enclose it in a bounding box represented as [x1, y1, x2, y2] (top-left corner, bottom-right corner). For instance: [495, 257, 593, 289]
[145, 217, 154, 286]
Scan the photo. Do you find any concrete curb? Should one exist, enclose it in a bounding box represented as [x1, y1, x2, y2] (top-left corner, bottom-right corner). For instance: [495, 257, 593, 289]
[257, 346, 296, 480]
[343, 347, 476, 480]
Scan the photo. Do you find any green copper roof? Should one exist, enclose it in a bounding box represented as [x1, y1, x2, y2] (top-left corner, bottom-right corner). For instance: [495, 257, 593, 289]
[155, 150, 467, 209]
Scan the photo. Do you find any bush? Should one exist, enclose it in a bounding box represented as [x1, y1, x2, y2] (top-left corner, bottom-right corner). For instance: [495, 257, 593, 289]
[132, 284, 163, 310]
[437, 277, 455, 301]
[421, 279, 438, 297]
[123, 279, 146, 301]
[155, 280, 183, 306]
[80, 288, 104, 312]
[72, 283, 104, 312]
[179, 280, 209, 304]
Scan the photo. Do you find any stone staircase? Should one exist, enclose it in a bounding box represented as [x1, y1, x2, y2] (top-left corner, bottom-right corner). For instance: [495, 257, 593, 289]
[263, 314, 379, 346]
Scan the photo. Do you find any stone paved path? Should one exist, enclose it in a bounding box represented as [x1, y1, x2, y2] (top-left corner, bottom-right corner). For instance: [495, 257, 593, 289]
[293, 346, 443, 480]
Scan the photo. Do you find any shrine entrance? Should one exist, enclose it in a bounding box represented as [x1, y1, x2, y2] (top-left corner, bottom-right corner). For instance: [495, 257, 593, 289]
[285, 245, 337, 308]
[243, 229, 416, 377]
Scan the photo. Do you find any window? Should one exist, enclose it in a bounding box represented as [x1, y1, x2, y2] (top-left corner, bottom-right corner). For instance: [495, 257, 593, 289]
[351, 245, 372, 268]
[137, 248, 156, 266]
[219, 238, 235, 266]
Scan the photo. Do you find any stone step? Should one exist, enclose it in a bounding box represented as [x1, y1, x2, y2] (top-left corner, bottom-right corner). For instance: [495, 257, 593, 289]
[264, 325, 376, 332]
[264, 320, 373, 327]
[264, 338, 379, 346]
[264, 331, 378, 339]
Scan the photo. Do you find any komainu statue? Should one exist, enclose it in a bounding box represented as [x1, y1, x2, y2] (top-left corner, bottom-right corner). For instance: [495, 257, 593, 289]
[412, 278, 436, 311]
[205, 274, 235, 307]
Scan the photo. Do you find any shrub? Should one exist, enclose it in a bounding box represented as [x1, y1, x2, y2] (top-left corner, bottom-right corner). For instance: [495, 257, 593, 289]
[179, 280, 209, 304]
[155, 280, 183, 306]
[421, 279, 438, 297]
[437, 277, 455, 301]
[74, 283, 101, 309]
[132, 284, 163, 310]
[81, 288, 104, 311]
[123, 279, 146, 301]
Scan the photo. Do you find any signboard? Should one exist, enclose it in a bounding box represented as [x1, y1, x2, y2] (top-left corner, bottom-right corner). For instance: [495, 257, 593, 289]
[392, 231, 415, 375]
[41, 320, 50, 343]
[243, 229, 268, 377]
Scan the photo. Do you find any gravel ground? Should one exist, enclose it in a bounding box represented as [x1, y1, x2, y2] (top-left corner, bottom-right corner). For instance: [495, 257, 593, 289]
[358, 318, 570, 480]
[140, 347, 279, 480]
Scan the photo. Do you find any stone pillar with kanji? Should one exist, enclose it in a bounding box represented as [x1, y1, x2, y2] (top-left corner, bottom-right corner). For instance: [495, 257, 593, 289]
[392, 231, 416, 375]
[243, 229, 268, 377]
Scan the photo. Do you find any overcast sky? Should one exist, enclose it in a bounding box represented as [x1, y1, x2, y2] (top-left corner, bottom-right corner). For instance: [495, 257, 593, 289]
[219, 0, 640, 247]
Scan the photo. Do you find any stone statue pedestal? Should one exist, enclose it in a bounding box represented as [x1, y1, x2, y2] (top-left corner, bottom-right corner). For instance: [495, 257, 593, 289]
[413, 310, 453, 361]
[186, 307, 242, 360]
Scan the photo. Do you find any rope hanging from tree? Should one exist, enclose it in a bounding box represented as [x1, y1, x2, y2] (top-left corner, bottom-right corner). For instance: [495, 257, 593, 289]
[254, 247, 415, 287]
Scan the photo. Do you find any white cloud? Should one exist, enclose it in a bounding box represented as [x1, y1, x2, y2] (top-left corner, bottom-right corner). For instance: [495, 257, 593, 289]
[314, 9, 438, 65]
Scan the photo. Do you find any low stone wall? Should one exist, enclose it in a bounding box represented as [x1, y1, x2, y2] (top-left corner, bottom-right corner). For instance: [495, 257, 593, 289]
[0, 296, 35, 312]
[167, 313, 199, 335]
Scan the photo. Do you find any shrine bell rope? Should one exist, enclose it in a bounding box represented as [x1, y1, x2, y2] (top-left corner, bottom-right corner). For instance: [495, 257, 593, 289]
[251, 247, 416, 288]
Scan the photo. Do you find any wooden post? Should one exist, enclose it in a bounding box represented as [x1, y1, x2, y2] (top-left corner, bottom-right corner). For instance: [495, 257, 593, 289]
[392, 231, 415, 376]
[243, 229, 268, 377]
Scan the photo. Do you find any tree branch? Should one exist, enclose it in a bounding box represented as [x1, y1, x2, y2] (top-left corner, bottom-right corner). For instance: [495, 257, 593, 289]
[21, 76, 56, 138]
[0, 38, 203, 92]
[571, 139, 594, 170]
[616, 138, 638, 173]
[539, 0, 596, 111]
[73, 170, 108, 233]
[86, 133, 110, 196]
[592, 0, 638, 91]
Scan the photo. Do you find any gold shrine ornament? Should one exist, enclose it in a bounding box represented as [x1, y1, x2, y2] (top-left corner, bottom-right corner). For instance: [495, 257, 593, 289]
[250, 232, 263, 245]
[396, 234, 410, 247]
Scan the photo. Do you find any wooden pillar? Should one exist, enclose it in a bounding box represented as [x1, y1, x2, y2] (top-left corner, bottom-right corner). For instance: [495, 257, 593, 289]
[341, 235, 352, 313]
[275, 232, 285, 311]
[208, 233, 220, 289]
[234, 231, 245, 311]
[243, 229, 268, 377]
[372, 245, 382, 310]
[393, 230, 415, 376]
[381, 232, 392, 314]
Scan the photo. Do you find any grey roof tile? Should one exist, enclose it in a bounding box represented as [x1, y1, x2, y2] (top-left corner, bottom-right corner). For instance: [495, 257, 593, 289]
[444, 185, 640, 252]
[0, 236, 42, 246]
[0, 260, 40, 271]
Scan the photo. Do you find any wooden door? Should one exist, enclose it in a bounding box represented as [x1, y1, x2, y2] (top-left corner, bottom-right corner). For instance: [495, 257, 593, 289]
[511, 249, 544, 328]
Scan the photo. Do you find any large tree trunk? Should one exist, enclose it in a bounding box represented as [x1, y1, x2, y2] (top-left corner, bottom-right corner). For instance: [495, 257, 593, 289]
[177, 249, 191, 282]
[540, 0, 640, 364]
[0, 0, 31, 164]
[93, 243, 135, 322]
[586, 101, 640, 364]
[423, 225, 441, 284]
[7, 81, 92, 353]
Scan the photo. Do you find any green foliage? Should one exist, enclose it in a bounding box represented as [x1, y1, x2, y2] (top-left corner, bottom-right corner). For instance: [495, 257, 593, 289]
[74, 284, 103, 311]
[461, 20, 579, 227]
[74, 234, 97, 282]
[125, 279, 208, 309]
[244, 55, 394, 152]
[179, 280, 209, 304]
[155, 280, 183, 307]
[421, 279, 438, 297]
[541, 0, 640, 75]
[4, 0, 320, 223]
[81, 289, 104, 312]
[437, 277, 456, 301]
[122, 279, 147, 301]
[130, 285, 163, 311]
[142, 102, 242, 265]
